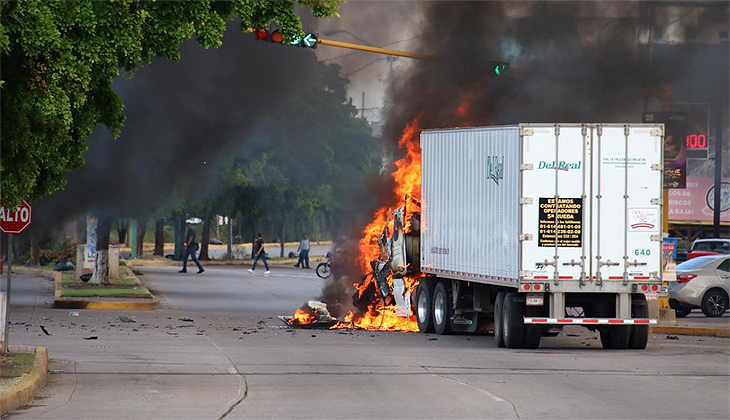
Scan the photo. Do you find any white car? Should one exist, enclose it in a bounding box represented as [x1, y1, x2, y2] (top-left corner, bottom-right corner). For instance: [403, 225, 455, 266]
[668, 255, 730, 317]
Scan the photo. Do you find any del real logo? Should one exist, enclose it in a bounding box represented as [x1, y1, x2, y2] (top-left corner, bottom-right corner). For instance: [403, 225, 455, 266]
[487, 155, 504, 185]
[538, 160, 581, 171]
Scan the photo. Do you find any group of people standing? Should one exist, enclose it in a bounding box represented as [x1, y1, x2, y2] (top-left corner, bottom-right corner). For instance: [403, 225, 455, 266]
[178, 224, 312, 275]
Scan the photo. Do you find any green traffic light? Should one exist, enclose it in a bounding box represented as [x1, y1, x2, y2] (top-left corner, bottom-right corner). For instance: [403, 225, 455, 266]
[494, 64, 509, 76]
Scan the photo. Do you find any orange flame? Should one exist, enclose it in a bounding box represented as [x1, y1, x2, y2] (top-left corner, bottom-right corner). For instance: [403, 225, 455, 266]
[333, 115, 425, 333]
[289, 308, 317, 325]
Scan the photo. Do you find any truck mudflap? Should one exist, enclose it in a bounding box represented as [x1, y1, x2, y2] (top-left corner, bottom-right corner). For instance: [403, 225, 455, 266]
[523, 317, 657, 325]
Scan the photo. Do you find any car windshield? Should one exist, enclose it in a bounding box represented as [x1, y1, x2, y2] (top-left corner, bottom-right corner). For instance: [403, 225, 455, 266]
[677, 256, 721, 271]
[692, 241, 730, 253]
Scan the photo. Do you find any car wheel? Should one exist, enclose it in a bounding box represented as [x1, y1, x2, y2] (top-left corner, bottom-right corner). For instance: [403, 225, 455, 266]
[701, 288, 728, 317]
[675, 308, 692, 318]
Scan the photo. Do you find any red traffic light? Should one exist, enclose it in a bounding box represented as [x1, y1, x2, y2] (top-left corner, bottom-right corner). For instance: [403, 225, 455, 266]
[255, 28, 269, 40]
[271, 29, 284, 43]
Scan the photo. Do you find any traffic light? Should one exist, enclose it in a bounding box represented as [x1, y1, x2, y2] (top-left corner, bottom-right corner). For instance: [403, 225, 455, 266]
[493, 63, 509, 76]
[251, 26, 318, 49]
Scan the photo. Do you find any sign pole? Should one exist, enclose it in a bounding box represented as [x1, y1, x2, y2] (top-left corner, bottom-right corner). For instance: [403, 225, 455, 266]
[2, 234, 12, 354]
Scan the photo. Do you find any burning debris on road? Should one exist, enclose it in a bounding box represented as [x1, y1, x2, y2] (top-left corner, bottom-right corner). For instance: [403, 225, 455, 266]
[281, 301, 337, 329]
[285, 117, 426, 333]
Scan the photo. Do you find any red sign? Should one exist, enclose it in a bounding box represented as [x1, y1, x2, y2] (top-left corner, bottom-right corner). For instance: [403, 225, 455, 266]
[0, 201, 32, 234]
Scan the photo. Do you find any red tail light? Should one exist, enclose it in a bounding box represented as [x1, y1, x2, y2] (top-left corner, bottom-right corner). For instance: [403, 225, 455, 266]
[677, 274, 696, 283]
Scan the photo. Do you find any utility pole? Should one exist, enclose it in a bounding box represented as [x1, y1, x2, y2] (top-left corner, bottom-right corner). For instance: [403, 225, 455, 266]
[712, 98, 725, 237]
[2, 234, 12, 354]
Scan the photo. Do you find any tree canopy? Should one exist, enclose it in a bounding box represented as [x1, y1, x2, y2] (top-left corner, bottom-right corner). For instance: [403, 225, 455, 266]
[0, 0, 342, 207]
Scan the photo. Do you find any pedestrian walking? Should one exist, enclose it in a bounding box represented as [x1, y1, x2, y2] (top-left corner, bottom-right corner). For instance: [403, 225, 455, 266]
[247, 233, 270, 274]
[294, 233, 311, 269]
[179, 222, 204, 274]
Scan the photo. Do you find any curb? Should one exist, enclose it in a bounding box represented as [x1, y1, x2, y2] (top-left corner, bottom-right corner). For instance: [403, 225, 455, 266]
[0, 346, 49, 416]
[650, 325, 730, 338]
[15, 266, 160, 310]
[52, 266, 160, 310]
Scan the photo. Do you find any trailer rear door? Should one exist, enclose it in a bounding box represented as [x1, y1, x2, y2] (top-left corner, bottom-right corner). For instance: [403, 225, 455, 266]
[520, 124, 663, 289]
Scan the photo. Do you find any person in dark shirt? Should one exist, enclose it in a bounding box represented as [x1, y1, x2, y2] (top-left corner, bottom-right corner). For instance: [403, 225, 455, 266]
[247, 233, 270, 274]
[179, 222, 204, 274]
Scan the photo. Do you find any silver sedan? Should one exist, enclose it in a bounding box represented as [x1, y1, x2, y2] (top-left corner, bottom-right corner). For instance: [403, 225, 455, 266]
[669, 255, 730, 317]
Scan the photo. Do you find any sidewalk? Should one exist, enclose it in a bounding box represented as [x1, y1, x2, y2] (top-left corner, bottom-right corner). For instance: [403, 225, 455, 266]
[651, 311, 729, 337]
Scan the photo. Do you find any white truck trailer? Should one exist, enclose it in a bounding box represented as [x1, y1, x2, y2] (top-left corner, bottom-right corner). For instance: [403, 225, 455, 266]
[412, 124, 663, 349]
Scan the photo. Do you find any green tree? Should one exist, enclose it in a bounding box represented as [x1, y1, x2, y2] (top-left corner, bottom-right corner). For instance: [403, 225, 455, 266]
[0, 0, 341, 207]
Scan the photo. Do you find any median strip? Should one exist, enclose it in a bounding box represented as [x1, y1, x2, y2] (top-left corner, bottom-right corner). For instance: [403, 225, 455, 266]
[0, 346, 49, 416]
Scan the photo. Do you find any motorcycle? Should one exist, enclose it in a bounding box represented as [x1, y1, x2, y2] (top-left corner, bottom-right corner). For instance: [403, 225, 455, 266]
[316, 252, 333, 279]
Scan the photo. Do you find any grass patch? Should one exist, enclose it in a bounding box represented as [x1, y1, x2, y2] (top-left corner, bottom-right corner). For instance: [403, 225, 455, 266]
[60, 270, 153, 299]
[1, 352, 35, 391]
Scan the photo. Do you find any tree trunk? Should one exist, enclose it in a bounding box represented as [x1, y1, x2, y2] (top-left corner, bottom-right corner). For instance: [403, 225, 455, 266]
[117, 219, 129, 245]
[280, 219, 286, 258]
[200, 213, 212, 260]
[77, 216, 87, 246]
[30, 235, 40, 265]
[154, 219, 165, 256]
[93, 215, 112, 285]
[136, 218, 147, 257]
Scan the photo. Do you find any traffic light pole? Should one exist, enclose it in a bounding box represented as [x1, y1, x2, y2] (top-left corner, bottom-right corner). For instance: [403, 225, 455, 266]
[712, 99, 724, 237]
[318, 38, 435, 61]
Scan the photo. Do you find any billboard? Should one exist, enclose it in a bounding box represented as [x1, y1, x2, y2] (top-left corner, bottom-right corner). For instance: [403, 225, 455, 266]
[668, 176, 730, 223]
[642, 112, 687, 188]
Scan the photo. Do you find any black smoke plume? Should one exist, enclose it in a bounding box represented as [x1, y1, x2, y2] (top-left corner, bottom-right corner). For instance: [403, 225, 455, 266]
[320, 1, 728, 316]
[28, 24, 321, 232]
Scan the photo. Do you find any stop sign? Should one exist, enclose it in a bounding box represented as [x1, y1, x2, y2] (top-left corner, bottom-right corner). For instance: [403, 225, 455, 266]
[0, 201, 32, 234]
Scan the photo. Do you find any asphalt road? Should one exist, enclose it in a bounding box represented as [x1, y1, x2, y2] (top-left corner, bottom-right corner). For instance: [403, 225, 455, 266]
[4, 267, 729, 420]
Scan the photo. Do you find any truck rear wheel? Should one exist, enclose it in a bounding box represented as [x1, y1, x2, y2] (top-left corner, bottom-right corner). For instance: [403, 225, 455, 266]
[433, 281, 452, 335]
[494, 291, 506, 347]
[416, 279, 435, 333]
[503, 292, 524, 349]
[523, 306, 542, 349]
[629, 294, 649, 349]
[609, 326, 630, 349]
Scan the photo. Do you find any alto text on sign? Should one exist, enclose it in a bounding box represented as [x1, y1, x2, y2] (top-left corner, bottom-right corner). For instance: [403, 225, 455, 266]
[0, 201, 32, 234]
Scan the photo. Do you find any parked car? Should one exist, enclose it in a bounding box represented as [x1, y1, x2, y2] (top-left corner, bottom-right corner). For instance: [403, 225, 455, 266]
[669, 255, 730, 317]
[688, 238, 730, 260]
[209, 238, 223, 245]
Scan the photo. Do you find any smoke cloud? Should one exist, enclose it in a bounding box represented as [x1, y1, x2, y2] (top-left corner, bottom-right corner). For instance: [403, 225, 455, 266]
[321, 1, 729, 314]
[29, 24, 323, 232]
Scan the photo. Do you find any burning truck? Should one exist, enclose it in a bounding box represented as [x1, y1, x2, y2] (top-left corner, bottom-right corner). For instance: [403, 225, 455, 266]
[289, 122, 663, 350]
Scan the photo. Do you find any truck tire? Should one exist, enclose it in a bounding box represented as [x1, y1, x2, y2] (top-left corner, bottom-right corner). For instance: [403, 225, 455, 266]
[600, 330, 612, 349]
[609, 326, 630, 349]
[523, 306, 542, 349]
[433, 281, 452, 335]
[494, 291, 506, 348]
[629, 294, 649, 349]
[502, 292, 524, 349]
[416, 280, 436, 333]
